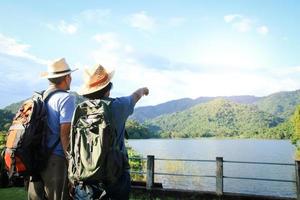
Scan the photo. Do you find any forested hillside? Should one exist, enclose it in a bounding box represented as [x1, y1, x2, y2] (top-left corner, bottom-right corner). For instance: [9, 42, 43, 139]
[1, 90, 300, 139]
[130, 95, 260, 122]
[131, 91, 300, 123]
[145, 99, 285, 138]
[130, 97, 211, 122]
[0, 109, 14, 131]
[255, 90, 300, 120]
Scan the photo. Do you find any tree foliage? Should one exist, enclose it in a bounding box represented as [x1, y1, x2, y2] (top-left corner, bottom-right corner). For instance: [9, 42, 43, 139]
[0, 109, 14, 132]
[126, 119, 159, 139]
[255, 90, 300, 120]
[127, 145, 145, 181]
[0, 132, 6, 150]
[292, 105, 300, 152]
[146, 99, 287, 139]
[2, 91, 300, 140]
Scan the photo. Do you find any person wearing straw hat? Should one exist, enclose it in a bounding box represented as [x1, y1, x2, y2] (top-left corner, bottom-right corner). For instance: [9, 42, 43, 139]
[74, 64, 149, 200]
[28, 58, 77, 200]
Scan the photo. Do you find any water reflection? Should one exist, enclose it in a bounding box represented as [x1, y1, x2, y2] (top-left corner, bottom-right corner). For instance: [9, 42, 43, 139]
[128, 138, 296, 197]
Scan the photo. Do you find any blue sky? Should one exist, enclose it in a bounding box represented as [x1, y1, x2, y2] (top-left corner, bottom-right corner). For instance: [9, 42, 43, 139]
[0, 0, 299, 108]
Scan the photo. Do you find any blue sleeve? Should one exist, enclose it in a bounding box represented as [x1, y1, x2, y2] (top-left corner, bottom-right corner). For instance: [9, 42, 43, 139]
[112, 96, 134, 124]
[59, 94, 75, 124]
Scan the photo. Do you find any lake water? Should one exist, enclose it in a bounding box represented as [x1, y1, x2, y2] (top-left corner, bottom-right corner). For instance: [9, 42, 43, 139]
[127, 138, 296, 198]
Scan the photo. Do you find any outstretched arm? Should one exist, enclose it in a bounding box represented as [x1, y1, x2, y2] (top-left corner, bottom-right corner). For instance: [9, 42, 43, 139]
[131, 87, 149, 105]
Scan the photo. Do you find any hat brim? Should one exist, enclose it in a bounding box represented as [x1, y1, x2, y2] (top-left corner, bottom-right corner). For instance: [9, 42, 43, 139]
[77, 70, 114, 96]
[41, 69, 78, 79]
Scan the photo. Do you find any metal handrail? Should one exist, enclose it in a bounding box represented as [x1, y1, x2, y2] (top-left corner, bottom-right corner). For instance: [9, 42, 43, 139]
[155, 172, 215, 178]
[130, 156, 147, 160]
[224, 176, 296, 183]
[224, 160, 295, 166]
[131, 170, 146, 175]
[129, 156, 295, 184]
[155, 158, 215, 162]
[130, 157, 295, 166]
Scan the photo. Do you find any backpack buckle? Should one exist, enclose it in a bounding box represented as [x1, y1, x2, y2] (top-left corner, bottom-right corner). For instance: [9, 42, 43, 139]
[78, 181, 84, 189]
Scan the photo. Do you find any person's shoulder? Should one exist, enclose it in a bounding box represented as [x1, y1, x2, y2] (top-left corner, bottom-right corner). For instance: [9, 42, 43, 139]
[112, 96, 133, 106]
[51, 91, 75, 104]
[53, 90, 72, 98]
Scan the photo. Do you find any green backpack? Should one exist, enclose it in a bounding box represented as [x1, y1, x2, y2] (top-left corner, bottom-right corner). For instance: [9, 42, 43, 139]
[67, 98, 127, 185]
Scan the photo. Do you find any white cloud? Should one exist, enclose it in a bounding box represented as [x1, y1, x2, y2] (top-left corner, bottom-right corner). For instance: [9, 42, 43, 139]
[58, 20, 78, 34]
[233, 18, 252, 32]
[179, 38, 269, 71]
[113, 62, 300, 106]
[224, 14, 270, 34]
[270, 66, 300, 76]
[85, 29, 299, 106]
[224, 14, 272, 37]
[46, 20, 78, 35]
[89, 32, 136, 71]
[224, 14, 253, 32]
[143, 67, 300, 106]
[127, 11, 156, 32]
[0, 34, 70, 107]
[257, 26, 269, 35]
[0, 59, 48, 107]
[0, 34, 30, 57]
[0, 33, 48, 64]
[93, 33, 121, 50]
[224, 14, 252, 32]
[224, 14, 242, 23]
[87, 32, 294, 106]
[46, 9, 110, 35]
[78, 9, 111, 23]
[168, 17, 186, 27]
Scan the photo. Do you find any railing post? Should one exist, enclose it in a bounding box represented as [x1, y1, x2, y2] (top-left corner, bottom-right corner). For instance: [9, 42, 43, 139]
[216, 157, 224, 195]
[146, 155, 155, 189]
[295, 160, 300, 200]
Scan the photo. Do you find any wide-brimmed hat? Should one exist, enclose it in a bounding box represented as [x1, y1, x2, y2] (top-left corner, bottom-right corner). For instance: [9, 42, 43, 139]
[77, 64, 115, 95]
[41, 58, 78, 79]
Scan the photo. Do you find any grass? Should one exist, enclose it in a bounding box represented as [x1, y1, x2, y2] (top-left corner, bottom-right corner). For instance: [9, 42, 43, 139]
[0, 187, 168, 200]
[0, 187, 27, 200]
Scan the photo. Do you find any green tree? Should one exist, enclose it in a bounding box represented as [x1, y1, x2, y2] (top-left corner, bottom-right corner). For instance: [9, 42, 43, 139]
[126, 120, 159, 139]
[292, 105, 300, 159]
[127, 145, 145, 181]
[0, 109, 14, 132]
[147, 98, 286, 139]
[0, 132, 6, 150]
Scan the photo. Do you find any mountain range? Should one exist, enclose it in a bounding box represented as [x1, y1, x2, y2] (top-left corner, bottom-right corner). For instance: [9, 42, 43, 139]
[144, 98, 287, 138]
[130, 95, 261, 122]
[1, 90, 300, 139]
[130, 90, 300, 123]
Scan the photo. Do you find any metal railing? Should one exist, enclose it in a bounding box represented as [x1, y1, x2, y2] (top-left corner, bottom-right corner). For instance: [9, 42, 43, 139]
[129, 155, 299, 199]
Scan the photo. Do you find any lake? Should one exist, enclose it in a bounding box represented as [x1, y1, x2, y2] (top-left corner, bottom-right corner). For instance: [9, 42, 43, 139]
[127, 138, 296, 198]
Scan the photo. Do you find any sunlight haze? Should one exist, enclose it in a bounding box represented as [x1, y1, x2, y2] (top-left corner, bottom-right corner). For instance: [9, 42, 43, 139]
[0, 0, 299, 107]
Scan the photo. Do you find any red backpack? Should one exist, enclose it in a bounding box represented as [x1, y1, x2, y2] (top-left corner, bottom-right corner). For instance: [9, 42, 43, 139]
[4, 89, 64, 181]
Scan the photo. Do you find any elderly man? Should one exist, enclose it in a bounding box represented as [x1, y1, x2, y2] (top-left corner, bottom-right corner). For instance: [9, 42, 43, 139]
[28, 58, 77, 200]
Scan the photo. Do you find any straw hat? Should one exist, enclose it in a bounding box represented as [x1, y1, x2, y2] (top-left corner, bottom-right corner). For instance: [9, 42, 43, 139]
[77, 64, 115, 95]
[41, 58, 78, 79]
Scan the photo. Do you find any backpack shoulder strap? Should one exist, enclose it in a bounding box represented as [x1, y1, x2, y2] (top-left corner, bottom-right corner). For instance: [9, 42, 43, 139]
[41, 88, 68, 151]
[99, 97, 120, 148]
[100, 97, 115, 104]
[99, 97, 114, 121]
[42, 88, 68, 102]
